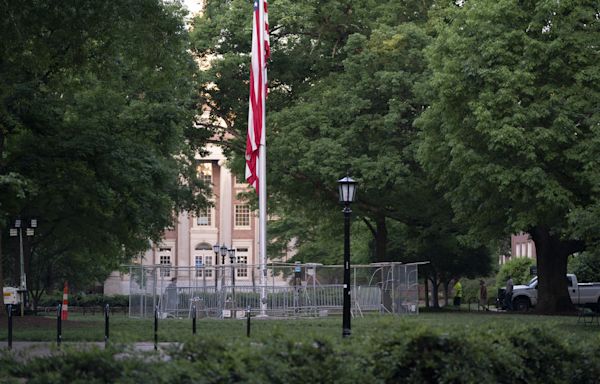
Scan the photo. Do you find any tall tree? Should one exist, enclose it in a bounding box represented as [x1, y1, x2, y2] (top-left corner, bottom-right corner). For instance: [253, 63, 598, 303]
[190, 0, 438, 261]
[417, 0, 600, 312]
[0, 0, 210, 305]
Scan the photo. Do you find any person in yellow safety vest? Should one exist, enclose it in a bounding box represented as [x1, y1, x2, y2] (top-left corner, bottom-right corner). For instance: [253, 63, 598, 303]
[453, 278, 462, 308]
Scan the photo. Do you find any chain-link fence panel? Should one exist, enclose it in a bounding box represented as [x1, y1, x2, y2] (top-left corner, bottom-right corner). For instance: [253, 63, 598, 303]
[127, 262, 423, 318]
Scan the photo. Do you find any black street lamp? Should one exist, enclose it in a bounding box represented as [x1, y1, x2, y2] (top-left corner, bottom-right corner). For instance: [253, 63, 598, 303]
[213, 244, 220, 289]
[228, 248, 236, 288]
[9, 218, 37, 317]
[338, 176, 357, 337]
[219, 244, 228, 265]
[212, 244, 220, 264]
[228, 248, 236, 310]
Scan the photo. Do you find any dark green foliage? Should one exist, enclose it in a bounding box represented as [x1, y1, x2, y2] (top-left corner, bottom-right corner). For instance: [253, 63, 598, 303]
[568, 252, 600, 283]
[417, 0, 600, 312]
[0, 0, 210, 303]
[496, 257, 535, 289]
[37, 293, 129, 308]
[191, 0, 496, 289]
[3, 325, 600, 383]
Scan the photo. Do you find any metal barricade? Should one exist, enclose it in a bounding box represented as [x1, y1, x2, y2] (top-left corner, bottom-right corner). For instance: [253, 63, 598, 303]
[127, 262, 422, 318]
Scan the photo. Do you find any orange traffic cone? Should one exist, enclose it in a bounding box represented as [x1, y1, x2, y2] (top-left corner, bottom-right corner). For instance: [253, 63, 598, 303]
[61, 281, 69, 320]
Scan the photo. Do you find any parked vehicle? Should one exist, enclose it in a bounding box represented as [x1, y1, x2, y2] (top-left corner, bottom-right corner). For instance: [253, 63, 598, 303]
[497, 274, 600, 311]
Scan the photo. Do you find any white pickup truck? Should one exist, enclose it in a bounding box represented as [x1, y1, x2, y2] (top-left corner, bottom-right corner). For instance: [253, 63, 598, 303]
[498, 274, 600, 311]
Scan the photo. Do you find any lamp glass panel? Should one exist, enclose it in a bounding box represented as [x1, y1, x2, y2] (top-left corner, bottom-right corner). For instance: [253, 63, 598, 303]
[337, 177, 357, 203]
[348, 183, 357, 202]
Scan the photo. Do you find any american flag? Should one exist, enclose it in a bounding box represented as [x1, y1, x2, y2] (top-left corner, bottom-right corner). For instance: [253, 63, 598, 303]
[245, 0, 270, 193]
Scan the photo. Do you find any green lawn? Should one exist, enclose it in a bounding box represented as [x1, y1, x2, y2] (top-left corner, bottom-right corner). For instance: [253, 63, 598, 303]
[1, 310, 596, 344]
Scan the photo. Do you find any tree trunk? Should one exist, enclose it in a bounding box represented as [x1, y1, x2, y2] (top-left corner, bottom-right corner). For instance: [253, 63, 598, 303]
[443, 280, 450, 307]
[530, 226, 580, 314]
[0, 132, 5, 315]
[0, 234, 5, 315]
[424, 276, 430, 308]
[31, 288, 44, 311]
[374, 216, 387, 262]
[429, 277, 440, 308]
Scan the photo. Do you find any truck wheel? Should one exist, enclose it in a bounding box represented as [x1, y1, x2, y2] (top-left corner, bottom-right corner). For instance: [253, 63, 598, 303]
[513, 297, 530, 311]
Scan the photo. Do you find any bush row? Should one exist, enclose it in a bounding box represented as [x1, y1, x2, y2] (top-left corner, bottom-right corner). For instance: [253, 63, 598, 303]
[36, 293, 128, 308]
[2, 324, 599, 383]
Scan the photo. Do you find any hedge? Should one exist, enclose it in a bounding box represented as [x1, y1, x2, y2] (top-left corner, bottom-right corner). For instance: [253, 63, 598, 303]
[36, 293, 129, 308]
[2, 324, 600, 383]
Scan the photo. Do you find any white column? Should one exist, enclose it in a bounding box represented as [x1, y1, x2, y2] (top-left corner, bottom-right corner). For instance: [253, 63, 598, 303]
[177, 212, 190, 267]
[218, 160, 233, 246]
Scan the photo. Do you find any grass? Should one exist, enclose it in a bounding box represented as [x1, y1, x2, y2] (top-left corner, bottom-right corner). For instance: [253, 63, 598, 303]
[1, 309, 598, 344]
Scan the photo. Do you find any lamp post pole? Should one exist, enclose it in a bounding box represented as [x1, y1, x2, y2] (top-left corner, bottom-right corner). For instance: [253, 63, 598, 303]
[213, 244, 220, 290]
[229, 248, 236, 316]
[338, 176, 357, 338]
[220, 244, 227, 290]
[18, 223, 25, 317]
[342, 203, 351, 337]
[229, 249, 236, 292]
[10, 218, 36, 317]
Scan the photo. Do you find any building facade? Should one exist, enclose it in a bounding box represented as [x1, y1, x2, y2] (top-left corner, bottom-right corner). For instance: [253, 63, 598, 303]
[498, 232, 537, 265]
[104, 144, 258, 294]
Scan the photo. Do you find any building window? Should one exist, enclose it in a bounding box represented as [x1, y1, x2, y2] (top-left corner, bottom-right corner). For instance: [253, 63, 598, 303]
[204, 256, 213, 278]
[197, 162, 212, 186]
[237, 256, 248, 277]
[194, 242, 213, 278]
[234, 175, 248, 188]
[195, 256, 203, 277]
[159, 248, 171, 277]
[235, 204, 251, 228]
[196, 208, 212, 226]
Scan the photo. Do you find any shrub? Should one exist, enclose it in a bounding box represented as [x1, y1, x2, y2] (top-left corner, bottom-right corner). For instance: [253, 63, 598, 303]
[5, 325, 600, 383]
[36, 293, 129, 308]
[496, 257, 535, 290]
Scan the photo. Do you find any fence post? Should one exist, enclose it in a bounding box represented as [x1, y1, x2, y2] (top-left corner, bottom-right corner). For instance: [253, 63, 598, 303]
[104, 304, 110, 347]
[246, 306, 251, 337]
[192, 304, 197, 335]
[8, 304, 13, 350]
[154, 305, 158, 351]
[57, 304, 62, 348]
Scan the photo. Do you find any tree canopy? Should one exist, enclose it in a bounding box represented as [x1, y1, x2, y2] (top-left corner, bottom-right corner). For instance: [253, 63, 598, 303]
[417, 0, 600, 312]
[0, 0, 210, 301]
[190, 0, 494, 299]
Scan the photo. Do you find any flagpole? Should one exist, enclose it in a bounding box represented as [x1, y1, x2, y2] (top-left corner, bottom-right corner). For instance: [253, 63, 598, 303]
[258, 0, 268, 317]
[259, 145, 267, 316]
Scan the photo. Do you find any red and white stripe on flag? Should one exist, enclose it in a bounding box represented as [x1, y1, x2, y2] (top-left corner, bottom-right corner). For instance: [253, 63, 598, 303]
[245, 0, 270, 193]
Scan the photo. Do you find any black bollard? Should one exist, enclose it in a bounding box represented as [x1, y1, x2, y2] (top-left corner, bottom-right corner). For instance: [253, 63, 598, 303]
[192, 305, 197, 335]
[57, 304, 62, 348]
[154, 305, 158, 351]
[8, 304, 13, 350]
[246, 306, 251, 337]
[104, 304, 110, 347]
